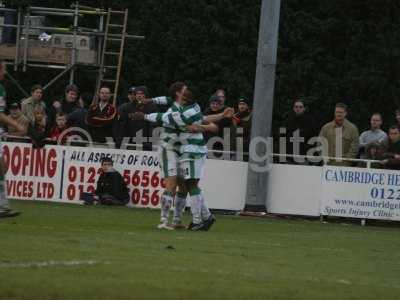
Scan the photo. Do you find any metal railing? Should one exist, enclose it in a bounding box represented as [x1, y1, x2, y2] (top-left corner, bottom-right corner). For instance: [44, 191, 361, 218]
[270, 153, 381, 169]
[2, 136, 386, 169]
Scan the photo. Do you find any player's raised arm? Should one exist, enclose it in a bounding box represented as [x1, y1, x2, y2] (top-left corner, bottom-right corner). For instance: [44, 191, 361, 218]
[186, 122, 218, 134]
[132, 111, 178, 128]
[141, 96, 174, 106]
[204, 107, 234, 123]
[144, 112, 164, 124]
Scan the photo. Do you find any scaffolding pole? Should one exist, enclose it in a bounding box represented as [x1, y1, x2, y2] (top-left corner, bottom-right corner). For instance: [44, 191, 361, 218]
[22, 7, 30, 72]
[69, 1, 79, 84]
[30, 6, 108, 16]
[14, 7, 22, 71]
[5, 71, 29, 98]
[0, 23, 144, 40]
[43, 65, 73, 90]
[0, 3, 144, 95]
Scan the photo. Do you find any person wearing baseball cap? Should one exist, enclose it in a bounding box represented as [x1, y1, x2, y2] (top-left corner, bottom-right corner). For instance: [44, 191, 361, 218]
[128, 86, 136, 94]
[125, 86, 136, 103]
[232, 97, 252, 161]
[236, 97, 251, 114]
[118, 86, 136, 114]
[116, 85, 158, 150]
[232, 97, 252, 124]
[8, 102, 29, 137]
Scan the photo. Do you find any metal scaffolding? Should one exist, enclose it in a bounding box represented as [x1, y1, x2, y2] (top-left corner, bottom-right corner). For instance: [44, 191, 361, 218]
[0, 1, 144, 99]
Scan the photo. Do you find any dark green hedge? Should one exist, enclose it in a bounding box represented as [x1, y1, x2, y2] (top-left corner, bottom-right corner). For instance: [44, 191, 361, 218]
[4, 0, 400, 131]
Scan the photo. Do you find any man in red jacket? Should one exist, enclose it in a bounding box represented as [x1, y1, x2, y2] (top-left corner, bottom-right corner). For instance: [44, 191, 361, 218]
[86, 86, 116, 144]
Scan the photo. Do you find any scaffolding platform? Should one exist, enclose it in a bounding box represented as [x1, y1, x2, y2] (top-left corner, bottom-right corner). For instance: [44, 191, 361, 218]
[0, 1, 144, 102]
[0, 42, 97, 66]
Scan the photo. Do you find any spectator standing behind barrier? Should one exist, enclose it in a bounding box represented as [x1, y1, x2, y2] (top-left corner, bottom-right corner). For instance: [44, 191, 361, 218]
[359, 113, 388, 159]
[364, 142, 386, 169]
[118, 86, 136, 115]
[284, 100, 318, 163]
[214, 89, 227, 106]
[116, 86, 158, 150]
[67, 92, 91, 131]
[231, 97, 252, 161]
[395, 109, 400, 130]
[86, 86, 116, 144]
[49, 84, 80, 126]
[7, 102, 29, 137]
[82, 157, 129, 205]
[380, 126, 400, 170]
[49, 112, 71, 144]
[27, 106, 50, 148]
[204, 95, 232, 155]
[319, 103, 359, 166]
[21, 85, 46, 124]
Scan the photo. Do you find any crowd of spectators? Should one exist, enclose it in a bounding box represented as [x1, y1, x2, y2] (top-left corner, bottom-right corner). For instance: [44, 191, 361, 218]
[280, 100, 400, 169]
[5, 84, 250, 154]
[5, 82, 400, 169]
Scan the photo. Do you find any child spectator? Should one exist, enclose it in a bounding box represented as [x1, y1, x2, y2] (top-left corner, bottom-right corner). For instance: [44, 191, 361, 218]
[49, 112, 71, 144]
[27, 106, 50, 148]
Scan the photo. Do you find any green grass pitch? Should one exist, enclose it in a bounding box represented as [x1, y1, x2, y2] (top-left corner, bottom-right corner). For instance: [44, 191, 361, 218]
[0, 200, 399, 300]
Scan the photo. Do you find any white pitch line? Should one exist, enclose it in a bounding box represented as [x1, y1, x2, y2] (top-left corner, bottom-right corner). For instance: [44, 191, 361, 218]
[0, 260, 105, 269]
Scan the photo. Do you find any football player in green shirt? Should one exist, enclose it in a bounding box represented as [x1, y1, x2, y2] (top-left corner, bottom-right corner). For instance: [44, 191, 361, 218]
[0, 60, 26, 218]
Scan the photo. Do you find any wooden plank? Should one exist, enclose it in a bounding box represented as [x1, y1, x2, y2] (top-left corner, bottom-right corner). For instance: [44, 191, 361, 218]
[0, 44, 97, 65]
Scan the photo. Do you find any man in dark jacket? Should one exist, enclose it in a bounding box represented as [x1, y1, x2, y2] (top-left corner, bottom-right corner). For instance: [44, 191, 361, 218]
[381, 126, 400, 170]
[203, 95, 233, 156]
[231, 98, 252, 161]
[48, 84, 80, 127]
[118, 86, 136, 116]
[68, 92, 92, 130]
[94, 157, 129, 205]
[284, 100, 318, 164]
[116, 86, 158, 150]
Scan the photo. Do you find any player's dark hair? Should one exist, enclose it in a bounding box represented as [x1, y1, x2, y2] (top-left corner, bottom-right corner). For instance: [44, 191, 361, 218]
[169, 82, 186, 99]
[389, 125, 399, 132]
[183, 88, 195, 104]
